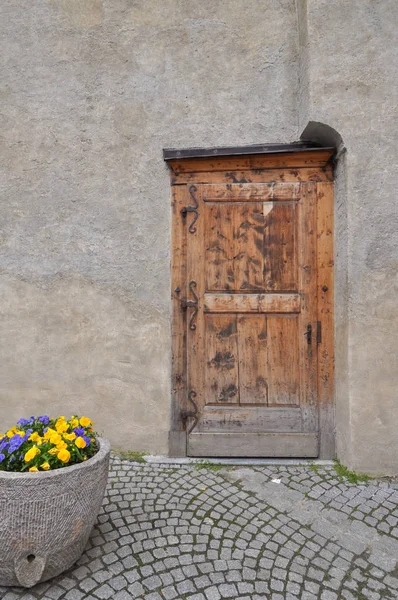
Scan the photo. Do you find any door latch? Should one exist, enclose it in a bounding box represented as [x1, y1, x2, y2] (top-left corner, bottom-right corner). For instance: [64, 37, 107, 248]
[180, 280, 198, 330]
[304, 323, 312, 344]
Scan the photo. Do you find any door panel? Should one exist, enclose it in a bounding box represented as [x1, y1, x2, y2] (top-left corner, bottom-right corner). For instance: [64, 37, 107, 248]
[205, 202, 265, 292]
[183, 181, 319, 456]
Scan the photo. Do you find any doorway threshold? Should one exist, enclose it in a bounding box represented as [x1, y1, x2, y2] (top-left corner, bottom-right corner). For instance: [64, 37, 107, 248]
[143, 456, 334, 467]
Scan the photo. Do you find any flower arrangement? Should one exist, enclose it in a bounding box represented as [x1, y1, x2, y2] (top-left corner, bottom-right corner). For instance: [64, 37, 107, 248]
[0, 415, 98, 472]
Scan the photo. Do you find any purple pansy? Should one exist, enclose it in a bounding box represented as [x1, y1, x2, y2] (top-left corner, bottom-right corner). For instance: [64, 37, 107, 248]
[73, 427, 85, 437]
[38, 415, 50, 425]
[23, 429, 33, 442]
[82, 435, 91, 447]
[0, 454, 5, 463]
[17, 418, 30, 427]
[8, 434, 24, 453]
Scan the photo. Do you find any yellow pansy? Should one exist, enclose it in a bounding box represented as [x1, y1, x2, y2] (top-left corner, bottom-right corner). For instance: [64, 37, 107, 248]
[29, 431, 40, 442]
[24, 446, 40, 463]
[57, 448, 71, 463]
[50, 433, 62, 445]
[70, 418, 79, 429]
[16, 430, 25, 437]
[75, 436, 86, 449]
[63, 432, 76, 441]
[41, 462, 50, 471]
[55, 420, 69, 434]
[44, 427, 56, 440]
[48, 447, 58, 455]
[56, 440, 68, 451]
[29, 466, 39, 472]
[6, 428, 17, 438]
[79, 417, 92, 428]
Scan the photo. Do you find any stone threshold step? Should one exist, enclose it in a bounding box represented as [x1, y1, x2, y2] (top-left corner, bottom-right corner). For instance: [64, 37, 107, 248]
[143, 456, 334, 466]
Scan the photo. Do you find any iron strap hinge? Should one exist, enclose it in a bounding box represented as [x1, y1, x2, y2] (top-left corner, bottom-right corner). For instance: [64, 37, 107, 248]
[180, 184, 199, 233]
[180, 280, 198, 330]
[181, 390, 198, 434]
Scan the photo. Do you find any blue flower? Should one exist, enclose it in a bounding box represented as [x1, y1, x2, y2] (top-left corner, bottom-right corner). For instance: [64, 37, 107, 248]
[82, 435, 91, 447]
[38, 415, 50, 425]
[8, 434, 24, 453]
[23, 429, 33, 442]
[0, 439, 8, 453]
[17, 418, 30, 427]
[73, 427, 85, 437]
[0, 454, 5, 463]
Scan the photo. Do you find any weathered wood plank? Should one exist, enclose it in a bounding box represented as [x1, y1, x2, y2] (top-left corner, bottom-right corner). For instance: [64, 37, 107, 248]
[234, 203, 264, 291]
[298, 183, 318, 433]
[204, 293, 301, 314]
[267, 316, 300, 406]
[170, 167, 333, 185]
[205, 203, 235, 292]
[169, 150, 334, 175]
[263, 201, 297, 291]
[201, 406, 301, 432]
[205, 315, 239, 404]
[188, 432, 318, 457]
[170, 185, 188, 456]
[186, 185, 206, 433]
[317, 182, 335, 458]
[237, 316, 268, 405]
[203, 182, 301, 202]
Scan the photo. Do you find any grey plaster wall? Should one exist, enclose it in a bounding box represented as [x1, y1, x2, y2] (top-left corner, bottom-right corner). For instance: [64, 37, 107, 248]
[0, 0, 299, 451]
[298, 0, 398, 474]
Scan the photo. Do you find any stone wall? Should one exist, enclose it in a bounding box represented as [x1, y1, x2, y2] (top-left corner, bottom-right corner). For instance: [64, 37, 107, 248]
[1, 0, 397, 472]
[0, 0, 299, 452]
[297, 0, 398, 474]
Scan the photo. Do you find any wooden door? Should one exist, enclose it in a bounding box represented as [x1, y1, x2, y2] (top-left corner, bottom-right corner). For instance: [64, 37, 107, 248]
[169, 151, 334, 458]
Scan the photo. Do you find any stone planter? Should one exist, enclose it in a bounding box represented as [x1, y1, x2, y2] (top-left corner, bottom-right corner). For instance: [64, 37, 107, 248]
[0, 437, 110, 588]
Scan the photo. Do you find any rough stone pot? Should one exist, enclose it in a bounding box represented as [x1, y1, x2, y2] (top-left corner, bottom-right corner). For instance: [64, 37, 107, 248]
[0, 437, 110, 588]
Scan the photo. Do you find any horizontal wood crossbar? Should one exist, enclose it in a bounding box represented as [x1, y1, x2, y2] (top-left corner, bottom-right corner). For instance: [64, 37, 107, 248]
[201, 406, 301, 433]
[188, 432, 319, 457]
[202, 182, 301, 202]
[204, 293, 300, 314]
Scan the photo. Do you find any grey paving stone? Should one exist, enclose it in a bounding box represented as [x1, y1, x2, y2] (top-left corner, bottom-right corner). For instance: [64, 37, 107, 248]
[94, 584, 114, 599]
[3, 456, 398, 600]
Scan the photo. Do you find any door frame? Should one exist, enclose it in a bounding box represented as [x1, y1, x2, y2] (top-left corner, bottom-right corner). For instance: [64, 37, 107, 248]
[166, 146, 335, 459]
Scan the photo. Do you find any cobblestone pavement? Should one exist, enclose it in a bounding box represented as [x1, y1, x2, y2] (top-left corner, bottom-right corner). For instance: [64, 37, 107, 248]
[2, 457, 398, 600]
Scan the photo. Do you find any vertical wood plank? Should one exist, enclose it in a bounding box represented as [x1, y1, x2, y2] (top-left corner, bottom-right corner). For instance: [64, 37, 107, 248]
[267, 316, 299, 405]
[186, 186, 206, 428]
[298, 183, 318, 433]
[237, 316, 268, 405]
[317, 182, 335, 458]
[205, 315, 239, 404]
[263, 202, 297, 291]
[205, 203, 235, 291]
[170, 185, 188, 455]
[234, 203, 264, 291]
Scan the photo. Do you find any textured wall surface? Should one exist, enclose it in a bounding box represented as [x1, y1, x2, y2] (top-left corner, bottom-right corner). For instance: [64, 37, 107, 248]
[298, 0, 398, 474]
[1, 0, 397, 471]
[0, 0, 299, 452]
